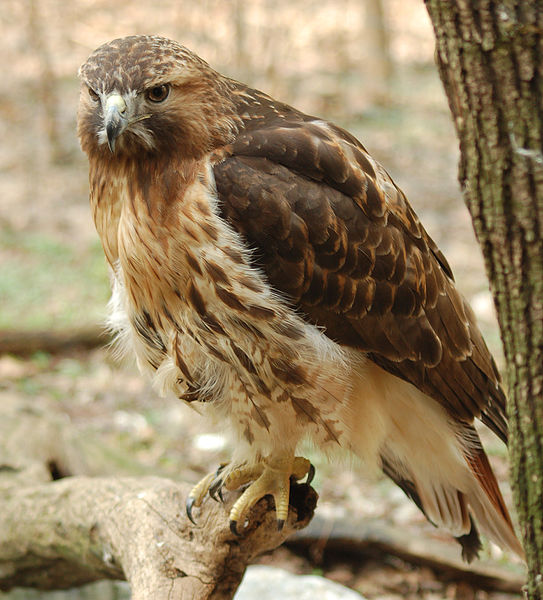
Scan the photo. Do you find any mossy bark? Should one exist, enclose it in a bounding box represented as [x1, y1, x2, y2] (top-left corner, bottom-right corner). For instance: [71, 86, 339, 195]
[424, 2, 543, 597]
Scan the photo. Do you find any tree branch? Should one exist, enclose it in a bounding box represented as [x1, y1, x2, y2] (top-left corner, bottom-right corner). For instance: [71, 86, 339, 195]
[0, 396, 316, 599]
[0, 476, 316, 599]
[0, 327, 105, 356]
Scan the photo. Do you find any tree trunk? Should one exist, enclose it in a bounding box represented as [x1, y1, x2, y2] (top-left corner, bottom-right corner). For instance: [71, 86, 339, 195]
[27, 0, 63, 163]
[364, 0, 394, 105]
[424, 2, 543, 597]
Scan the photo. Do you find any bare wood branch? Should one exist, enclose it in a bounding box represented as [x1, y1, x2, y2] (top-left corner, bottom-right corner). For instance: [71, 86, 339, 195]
[0, 395, 316, 598]
[289, 516, 524, 594]
[0, 327, 106, 356]
[0, 476, 316, 599]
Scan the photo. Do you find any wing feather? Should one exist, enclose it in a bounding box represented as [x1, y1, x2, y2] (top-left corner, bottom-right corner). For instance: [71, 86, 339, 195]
[213, 89, 507, 440]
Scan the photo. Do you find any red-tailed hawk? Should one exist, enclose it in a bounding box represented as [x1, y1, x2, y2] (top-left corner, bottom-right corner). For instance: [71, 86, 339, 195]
[78, 35, 522, 561]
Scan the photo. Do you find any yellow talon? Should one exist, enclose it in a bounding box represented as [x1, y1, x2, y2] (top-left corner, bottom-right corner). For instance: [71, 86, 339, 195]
[227, 456, 312, 534]
[186, 456, 313, 532]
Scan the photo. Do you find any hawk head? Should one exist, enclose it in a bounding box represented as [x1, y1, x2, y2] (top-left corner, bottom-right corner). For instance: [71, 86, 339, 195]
[77, 35, 238, 160]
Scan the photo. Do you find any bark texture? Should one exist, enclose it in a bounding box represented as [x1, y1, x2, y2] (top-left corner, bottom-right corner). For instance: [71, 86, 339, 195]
[424, 2, 543, 597]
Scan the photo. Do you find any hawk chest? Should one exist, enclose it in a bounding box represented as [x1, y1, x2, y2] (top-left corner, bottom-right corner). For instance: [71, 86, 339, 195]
[109, 179, 299, 403]
[112, 191, 242, 379]
[100, 178, 351, 456]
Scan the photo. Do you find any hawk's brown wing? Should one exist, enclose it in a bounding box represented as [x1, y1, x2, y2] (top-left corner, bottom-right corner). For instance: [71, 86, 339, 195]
[213, 88, 507, 442]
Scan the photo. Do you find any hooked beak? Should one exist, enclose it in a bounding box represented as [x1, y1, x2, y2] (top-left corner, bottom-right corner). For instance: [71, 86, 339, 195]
[104, 94, 128, 152]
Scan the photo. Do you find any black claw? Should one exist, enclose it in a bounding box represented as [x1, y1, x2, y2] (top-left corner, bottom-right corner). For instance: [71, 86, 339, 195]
[208, 478, 224, 502]
[186, 496, 197, 525]
[306, 463, 315, 485]
[277, 518, 285, 531]
[230, 520, 241, 536]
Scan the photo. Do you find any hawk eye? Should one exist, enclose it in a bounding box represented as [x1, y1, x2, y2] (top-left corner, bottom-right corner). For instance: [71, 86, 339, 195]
[146, 84, 170, 103]
[88, 87, 99, 102]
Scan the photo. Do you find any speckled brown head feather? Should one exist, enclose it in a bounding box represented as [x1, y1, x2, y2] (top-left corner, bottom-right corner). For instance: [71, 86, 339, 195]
[78, 35, 522, 561]
[78, 35, 238, 161]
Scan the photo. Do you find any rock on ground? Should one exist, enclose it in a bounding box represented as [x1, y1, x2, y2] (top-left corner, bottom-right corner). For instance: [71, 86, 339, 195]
[235, 565, 367, 600]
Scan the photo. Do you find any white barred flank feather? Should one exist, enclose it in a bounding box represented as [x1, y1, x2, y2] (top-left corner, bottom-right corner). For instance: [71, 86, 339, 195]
[104, 268, 133, 360]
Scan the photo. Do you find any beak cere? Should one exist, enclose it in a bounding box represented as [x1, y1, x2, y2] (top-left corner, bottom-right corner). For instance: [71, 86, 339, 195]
[104, 94, 128, 152]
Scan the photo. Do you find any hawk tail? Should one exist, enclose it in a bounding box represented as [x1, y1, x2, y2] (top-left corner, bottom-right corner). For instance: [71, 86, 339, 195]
[349, 360, 523, 561]
[381, 427, 524, 561]
[460, 436, 524, 558]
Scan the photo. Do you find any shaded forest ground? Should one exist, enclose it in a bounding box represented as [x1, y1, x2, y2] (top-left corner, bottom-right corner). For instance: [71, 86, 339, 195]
[0, 1, 525, 598]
